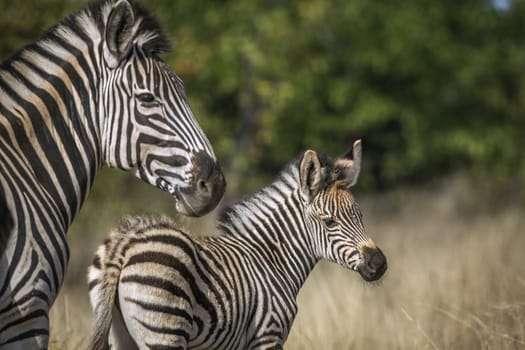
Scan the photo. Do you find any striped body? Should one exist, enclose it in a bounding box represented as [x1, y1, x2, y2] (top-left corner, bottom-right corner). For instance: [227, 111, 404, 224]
[88, 142, 387, 350]
[0, 1, 225, 348]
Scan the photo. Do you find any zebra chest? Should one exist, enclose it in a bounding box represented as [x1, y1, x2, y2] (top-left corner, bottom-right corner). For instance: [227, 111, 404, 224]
[187, 252, 298, 349]
[219, 262, 299, 346]
[248, 271, 298, 340]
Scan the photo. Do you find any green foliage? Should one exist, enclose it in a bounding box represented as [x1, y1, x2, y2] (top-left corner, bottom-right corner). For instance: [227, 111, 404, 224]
[158, 0, 525, 191]
[2, 0, 524, 193]
[0, 0, 83, 59]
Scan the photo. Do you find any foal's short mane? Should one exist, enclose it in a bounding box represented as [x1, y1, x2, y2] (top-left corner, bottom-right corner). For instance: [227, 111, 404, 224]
[217, 150, 348, 232]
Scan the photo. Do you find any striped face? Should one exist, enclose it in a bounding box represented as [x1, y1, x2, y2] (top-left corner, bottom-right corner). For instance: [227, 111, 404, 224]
[300, 141, 387, 282]
[101, 50, 225, 216]
[308, 187, 386, 281]
[98, 1, 225, 217]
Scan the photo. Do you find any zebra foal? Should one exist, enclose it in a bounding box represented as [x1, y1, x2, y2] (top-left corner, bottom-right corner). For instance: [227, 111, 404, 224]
[0, 0, 225, 348]
[88, 140, 387, 350]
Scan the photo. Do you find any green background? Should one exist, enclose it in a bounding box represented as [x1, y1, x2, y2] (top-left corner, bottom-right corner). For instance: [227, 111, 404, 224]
[1, 0, 524, 195]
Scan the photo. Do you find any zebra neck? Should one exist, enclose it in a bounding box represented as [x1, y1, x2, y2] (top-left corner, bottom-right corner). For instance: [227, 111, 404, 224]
[0, 16, 103, 229]
[217, 171, 318, 293]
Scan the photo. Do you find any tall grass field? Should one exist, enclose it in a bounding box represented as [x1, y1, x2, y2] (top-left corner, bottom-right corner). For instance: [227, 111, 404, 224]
[49, 171, 525, 349]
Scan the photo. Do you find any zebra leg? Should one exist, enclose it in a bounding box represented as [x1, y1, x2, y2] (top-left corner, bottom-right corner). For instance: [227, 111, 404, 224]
[0, 291, 50, 350]
[0, 245, 53, 349]
[249, 343, 283, 350]
[247, 333, 285, 350]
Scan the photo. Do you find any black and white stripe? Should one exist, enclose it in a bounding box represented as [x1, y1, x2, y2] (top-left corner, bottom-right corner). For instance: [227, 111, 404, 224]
[88, 141, 387, 350]
[0, 1, 225, 348]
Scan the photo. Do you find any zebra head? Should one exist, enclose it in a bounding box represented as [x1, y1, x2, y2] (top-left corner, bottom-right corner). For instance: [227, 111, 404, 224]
[299, 140, 387, 282]
[98, 0, 225, 216]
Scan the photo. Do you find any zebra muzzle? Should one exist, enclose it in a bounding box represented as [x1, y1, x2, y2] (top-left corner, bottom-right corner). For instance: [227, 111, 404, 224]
[357, 245, 387, 282]
[176, 151, 226, 217]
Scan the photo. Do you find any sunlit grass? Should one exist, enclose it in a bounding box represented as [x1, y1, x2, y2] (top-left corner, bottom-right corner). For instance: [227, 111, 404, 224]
[50, 174, 525, 349]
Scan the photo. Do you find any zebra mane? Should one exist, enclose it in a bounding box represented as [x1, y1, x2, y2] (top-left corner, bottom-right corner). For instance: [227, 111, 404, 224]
[217, 150, 340, 235]
[0, 0, 170, 69]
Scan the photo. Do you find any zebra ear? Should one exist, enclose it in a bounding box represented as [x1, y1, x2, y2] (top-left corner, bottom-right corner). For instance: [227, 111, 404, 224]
[335, 139, 362, 188]
[104, 0, 137, 69]
[300, 150, 324, 201]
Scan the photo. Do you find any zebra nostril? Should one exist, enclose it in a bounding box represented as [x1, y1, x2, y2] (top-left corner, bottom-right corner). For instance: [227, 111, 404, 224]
[366, 260, 377, 273]
[358, 246, 387, 281]
[197, 179, 209, 194]
[179, 151, 226, 216]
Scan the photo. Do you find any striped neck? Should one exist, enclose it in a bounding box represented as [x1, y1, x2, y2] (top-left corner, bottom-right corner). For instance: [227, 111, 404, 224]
[217, 163, 318, 293]
[0, 8, 105, 229]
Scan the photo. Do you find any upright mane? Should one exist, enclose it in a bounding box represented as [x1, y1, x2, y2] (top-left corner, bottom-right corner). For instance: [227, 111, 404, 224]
[217, 150, 339, 235]
[0, 0, 170, 70]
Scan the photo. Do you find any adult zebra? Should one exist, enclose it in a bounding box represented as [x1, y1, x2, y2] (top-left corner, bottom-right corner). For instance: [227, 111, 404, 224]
[0, 0, 226, 348]
[88, 141, 387, 350]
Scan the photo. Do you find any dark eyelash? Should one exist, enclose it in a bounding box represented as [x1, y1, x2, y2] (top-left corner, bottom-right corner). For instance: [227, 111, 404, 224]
[323, 217, 337, 228]
[137, 92, 156, 103]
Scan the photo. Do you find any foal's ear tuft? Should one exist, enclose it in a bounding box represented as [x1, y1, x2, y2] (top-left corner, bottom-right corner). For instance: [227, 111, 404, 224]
[335, 139, 362, 188]
[299, 150, 325, 201]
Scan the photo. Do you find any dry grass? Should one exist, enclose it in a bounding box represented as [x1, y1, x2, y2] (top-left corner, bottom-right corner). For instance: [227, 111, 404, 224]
[50, 174, 525, 349]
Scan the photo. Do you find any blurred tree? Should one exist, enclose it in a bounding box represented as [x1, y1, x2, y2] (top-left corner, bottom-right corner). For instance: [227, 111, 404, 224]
[0, 0, 83, 59]
[1, 0, 524, 195]
[157, 0, 525, 191]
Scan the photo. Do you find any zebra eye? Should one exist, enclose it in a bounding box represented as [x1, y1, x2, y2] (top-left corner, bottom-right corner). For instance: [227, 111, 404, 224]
[322, 217, 337, 228]
[137, 92, 156, 104]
